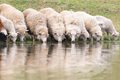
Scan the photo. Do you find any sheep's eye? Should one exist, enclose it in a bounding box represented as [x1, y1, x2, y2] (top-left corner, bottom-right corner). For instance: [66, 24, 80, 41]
[95, 33, 100, 37]
[99, 23, 103, 26]
[95, 33, 97, 35]
[39, 33, 41, 35]
[70, 22, 73, 24]
[54, 33, 57, 35]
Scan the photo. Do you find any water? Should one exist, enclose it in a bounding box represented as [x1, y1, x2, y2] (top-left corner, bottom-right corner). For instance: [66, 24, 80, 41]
[0, 42, 120, 80]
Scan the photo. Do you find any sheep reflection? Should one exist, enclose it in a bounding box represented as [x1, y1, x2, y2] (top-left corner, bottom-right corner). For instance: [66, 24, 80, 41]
[0, 43, 27, 76]
[47, 43, 66, 69]
[26, 43, 48, 72]
[64, 42, 110, 75]
[0, 42, 119, 80]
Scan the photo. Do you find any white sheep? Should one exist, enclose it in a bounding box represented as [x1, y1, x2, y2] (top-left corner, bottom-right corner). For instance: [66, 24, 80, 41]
[23, 8, 49, 42]
[40, 8, 65, 42]
[0, 15, 17, 42]
[75, 11, 102, 41]
[95, 15, 119, 40]
[0, 3, 27, 42]
[61, 10, 90, 42]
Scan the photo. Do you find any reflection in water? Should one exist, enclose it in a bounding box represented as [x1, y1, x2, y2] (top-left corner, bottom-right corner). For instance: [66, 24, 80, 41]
[0, 42, 120, 80]
[0, 43, 27, 72]
[64, 42, 109, 79]
[47, 43, 65, 69]
[26, 43, 48, 71]
[0, 43, 28, 80]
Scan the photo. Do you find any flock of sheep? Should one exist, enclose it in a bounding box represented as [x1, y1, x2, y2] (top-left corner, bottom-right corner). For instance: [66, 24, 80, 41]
[0, 3, 119, 43]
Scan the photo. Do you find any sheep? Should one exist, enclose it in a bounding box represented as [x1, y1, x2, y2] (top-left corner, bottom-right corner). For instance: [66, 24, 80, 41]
[0, 15, 17, 42]
[73, 12, 90, 41]
[0, 28, 7, 42]
[40, 8, 65, 42]
[61, 10, 90, 42]
[47, 43, 65, 69]
[0, 27, 7, 35]
[23, 8, 49, 43]
[75, 11, 102, 41]
[61, 10, 80, 42]
[95, 15, 119, 40]
[0, 3, 27, 42]
[26, 43, 48, 70]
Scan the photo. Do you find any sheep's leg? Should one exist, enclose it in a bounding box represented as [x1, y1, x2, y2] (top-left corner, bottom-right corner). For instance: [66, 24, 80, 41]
[83, 37, 87, 42]
[106, 32, 110, 41]
[101, 32, 104, 41]
[6, 36, 9, 43]
[32, 35, 35, 44]
[108, 33, 111, 41]
[101, 35, 104, 41]
[90, 37, 93, 44]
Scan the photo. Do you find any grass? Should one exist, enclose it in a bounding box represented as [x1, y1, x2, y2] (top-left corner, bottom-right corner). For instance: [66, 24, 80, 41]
[0, 0, 120, 27]
[0, 0, 120, 41]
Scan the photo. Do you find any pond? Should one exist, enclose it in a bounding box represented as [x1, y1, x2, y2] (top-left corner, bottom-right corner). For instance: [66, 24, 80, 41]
[0, 42, 120, 80]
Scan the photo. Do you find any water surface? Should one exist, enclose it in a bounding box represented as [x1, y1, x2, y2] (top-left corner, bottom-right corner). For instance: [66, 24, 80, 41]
[0, 42, 120, 80]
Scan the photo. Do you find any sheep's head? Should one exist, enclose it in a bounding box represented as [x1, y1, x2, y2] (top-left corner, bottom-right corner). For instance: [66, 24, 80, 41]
[80, 29, 90, 40]
[85, 17, 102, 41]
[48, 15, 65, 42]
[9, 32, 18, 42]
[90, 25, 103, 41]
[68, 30, 76, 42]
[111, 32, 119, 40]
[66, 25, 80, 42]
[36, 28, 49, 43]
[97, 21, 106, 29]
[52, 30, 65, 43]
[16, 25, 28, 42]
[80, 33, 89, 41]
